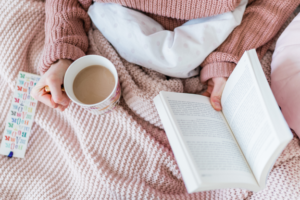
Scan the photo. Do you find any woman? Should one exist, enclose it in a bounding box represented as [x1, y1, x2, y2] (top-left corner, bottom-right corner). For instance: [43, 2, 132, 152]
[32, 0, 300, 112]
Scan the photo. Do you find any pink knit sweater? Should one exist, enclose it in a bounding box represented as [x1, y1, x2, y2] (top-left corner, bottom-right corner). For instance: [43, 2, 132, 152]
[42, 0, 300, 82]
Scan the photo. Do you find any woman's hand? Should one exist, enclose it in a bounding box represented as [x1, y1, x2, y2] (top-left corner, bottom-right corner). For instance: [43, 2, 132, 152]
[31, 59, 72, 111]
[202, 77, 228, 111]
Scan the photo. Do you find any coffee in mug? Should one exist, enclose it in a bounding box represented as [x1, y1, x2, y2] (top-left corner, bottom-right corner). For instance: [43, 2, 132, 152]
[64, 55, 121, 115]
[73, 65, 115, 104]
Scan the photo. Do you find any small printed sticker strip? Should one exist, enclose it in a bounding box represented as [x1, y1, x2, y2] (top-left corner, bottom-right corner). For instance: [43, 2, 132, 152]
[0, 72, 40, 158]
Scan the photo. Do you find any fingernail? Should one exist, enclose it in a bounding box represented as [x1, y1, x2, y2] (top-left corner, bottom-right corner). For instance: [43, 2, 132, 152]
[62, 100, 69, 106]
[57, 105, 64, 112]
[213, 101, 221, 110]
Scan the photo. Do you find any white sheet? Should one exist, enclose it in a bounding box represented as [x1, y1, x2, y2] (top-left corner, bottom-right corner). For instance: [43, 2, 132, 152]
[88, 0, 247, 78]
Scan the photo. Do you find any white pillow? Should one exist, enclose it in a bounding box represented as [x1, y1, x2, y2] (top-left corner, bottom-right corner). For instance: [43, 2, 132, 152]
[271, 13, 300, 138]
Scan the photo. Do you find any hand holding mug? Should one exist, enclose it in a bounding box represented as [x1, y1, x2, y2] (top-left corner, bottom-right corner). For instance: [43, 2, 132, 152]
[31, 59, 72, 111]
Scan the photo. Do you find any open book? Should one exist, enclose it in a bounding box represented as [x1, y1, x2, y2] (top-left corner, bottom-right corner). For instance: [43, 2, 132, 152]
[153, 49, 292, 193]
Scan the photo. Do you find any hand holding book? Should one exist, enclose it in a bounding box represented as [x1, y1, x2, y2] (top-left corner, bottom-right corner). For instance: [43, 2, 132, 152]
[202, 77, 228, 111]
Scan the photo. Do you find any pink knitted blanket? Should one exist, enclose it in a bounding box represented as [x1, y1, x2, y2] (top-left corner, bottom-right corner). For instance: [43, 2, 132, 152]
[0, 1, 299, 199]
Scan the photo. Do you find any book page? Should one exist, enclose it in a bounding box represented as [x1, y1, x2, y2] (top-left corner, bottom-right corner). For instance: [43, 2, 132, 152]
[159, 92, 258, 191]
[248, 50, 292, 187]
[221, 51, 292, 186]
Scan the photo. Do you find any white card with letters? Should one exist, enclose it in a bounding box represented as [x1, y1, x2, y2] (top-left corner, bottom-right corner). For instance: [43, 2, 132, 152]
[0, 71, 40, 158]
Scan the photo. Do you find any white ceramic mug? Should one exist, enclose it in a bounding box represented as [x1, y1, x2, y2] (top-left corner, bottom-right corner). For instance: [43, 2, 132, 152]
[64, 55, 121, 115]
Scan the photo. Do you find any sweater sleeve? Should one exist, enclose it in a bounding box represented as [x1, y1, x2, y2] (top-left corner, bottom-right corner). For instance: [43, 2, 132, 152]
[40, 0, 93, 74]
[200, 0, 300, 83]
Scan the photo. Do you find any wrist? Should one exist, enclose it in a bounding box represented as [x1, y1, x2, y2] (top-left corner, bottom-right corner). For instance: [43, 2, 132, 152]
[40, 43, 85, 74]
[52, 59, 72, 69]
[58, 59, 72, 65]
[200, 62, 236, 83]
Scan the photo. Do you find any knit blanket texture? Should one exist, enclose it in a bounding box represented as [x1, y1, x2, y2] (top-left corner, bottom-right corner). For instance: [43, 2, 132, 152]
[0, 0, 299, 199]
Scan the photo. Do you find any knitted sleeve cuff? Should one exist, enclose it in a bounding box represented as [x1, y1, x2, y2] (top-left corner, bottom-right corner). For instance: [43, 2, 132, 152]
[200, 62, 236, 83]
[39, 42, 86, 74]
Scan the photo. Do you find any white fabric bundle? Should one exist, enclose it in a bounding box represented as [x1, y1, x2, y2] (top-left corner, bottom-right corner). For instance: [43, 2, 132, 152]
[88, 0, 247, 78]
